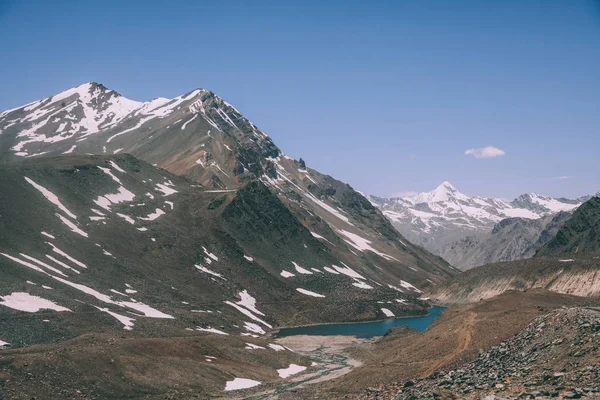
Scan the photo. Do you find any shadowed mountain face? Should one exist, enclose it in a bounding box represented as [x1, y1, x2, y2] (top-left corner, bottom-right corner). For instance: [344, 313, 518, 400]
[369, 182, 588, 260]
[537, 195, 600, 257]
[0, 84, 456, 351]
[441, 212, 572, 270]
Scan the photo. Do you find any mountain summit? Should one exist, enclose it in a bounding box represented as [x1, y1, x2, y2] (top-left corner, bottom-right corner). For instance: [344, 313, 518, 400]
[408, 181, 469, 204]
[0, 82, 283, 191]
[0, 83, 456, 364]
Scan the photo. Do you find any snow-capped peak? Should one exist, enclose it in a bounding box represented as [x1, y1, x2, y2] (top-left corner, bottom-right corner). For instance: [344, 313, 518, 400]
[512, 192, 588, 213]
[440, 180, 454, 189]
[48, 82, 96, 104]
[407, 181, 469, 204]
[0, 81, 274, 160]
[372, 182, 588, 256]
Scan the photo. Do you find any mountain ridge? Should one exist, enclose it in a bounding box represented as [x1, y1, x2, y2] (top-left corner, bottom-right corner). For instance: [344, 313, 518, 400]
[536, 194, 600, 257]
[441, 211, 572, 270]
[0, 82, 456, 352]
[369, 181, 590, 262]
[428, 194, 600, 304]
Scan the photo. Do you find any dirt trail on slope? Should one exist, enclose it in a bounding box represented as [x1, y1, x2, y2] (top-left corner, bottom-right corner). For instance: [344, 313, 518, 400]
[320, 291, 595, 398]
[421, 311, 476, 378]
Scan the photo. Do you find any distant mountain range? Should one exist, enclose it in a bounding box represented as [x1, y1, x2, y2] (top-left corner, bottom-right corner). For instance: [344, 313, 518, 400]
[430, 193, 600, 303]
[369, 182, 590, 269]
[441, 211, 572, 270]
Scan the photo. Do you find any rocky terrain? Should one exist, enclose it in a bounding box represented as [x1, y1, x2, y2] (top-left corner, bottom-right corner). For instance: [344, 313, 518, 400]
[384, 307, 600, 399]
[333, 195, 599, 399]
[0, 82, 453, 285]
[306, 290, 596, 399]
[0, 155, 435, 332]
[0, 83, 457, 340]
[0, 333, 313, 400]
[370, 182, 588, 268]
[538, 196, 600, 257]
[0, 83, 458, 398]
[430, 256, 600, 304]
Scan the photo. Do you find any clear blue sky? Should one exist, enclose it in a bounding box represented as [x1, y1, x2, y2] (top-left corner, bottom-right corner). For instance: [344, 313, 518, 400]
[1, 0, 598, 199]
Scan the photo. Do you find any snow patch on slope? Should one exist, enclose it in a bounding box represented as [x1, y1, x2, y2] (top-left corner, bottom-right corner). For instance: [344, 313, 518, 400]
[0, 292, 71, 313]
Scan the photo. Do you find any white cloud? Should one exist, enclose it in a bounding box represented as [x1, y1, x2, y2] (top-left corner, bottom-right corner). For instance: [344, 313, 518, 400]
[553, 176, 570, 180]
[464, 146, 506, 159]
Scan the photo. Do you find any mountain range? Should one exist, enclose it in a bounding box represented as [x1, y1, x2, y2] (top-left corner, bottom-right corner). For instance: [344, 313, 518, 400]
[0, 82, 454, 345]
[430, 193, 600, 304]
[0, 82, 467, 397]
[440, 211, 572, 270]
[0, 82, 598, 399]
[369, 181, 589, 269]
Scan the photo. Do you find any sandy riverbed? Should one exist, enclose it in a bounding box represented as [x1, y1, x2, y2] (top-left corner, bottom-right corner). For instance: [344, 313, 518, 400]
[242, 335, 371, 400]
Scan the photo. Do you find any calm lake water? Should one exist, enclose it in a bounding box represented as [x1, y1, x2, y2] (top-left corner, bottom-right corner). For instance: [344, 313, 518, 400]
[275, 306, 446, 339]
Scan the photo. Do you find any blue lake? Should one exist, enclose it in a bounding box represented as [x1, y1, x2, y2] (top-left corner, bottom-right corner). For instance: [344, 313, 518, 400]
[275, 306, 446, 339]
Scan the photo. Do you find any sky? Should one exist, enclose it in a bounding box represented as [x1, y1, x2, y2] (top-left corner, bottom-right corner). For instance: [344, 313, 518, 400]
[0, 0, 598, 199]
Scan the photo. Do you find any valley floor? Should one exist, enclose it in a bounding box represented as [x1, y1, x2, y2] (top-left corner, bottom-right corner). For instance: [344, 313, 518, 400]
[244, 335, 366, 399]
[1, 290, 598, 400]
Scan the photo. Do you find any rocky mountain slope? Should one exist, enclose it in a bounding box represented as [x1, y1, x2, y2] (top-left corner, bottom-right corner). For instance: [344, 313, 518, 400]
[0, 83, 461, 396]
[442, 212, 572, 270]
[0, 82, 453, 286]
[538, 195, 600, 257]
[369, 182, 588, 263]
[0, 83, 596, 400]
[430, 256, 600, 304]
[386, 306, 600, 400]
[429, 194, 600, 304]
[0, 82, 283, 189]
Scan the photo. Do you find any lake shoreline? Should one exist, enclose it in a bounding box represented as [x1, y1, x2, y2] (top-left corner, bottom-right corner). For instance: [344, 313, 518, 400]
[272, 306, 446, 338]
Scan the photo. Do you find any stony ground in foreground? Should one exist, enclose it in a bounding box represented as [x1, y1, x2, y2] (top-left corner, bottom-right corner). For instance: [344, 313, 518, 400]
[369, 307, 600, 400]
